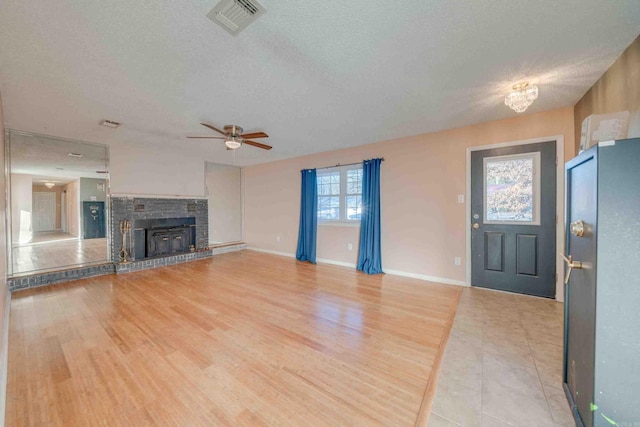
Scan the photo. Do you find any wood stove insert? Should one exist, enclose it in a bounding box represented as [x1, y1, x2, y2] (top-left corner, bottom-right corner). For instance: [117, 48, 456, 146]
[133, 217, 196, 259]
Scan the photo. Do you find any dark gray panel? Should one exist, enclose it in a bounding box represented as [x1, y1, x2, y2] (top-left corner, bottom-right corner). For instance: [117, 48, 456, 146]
[565, 149, 598, 427]
[133, 229, 146, 260]
[484, 232, 504, 272]
[593, 138, 640, 425]
[516, 234, 537, 276]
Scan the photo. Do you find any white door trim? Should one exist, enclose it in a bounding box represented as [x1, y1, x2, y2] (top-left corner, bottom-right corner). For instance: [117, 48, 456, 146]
[466, 135, 565, 301]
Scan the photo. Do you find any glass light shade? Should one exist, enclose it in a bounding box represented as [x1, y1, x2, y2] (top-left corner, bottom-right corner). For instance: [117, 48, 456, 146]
[225, 138, 241, 149]
[504, 82, 538, 113]
[44, 182, 55, 189]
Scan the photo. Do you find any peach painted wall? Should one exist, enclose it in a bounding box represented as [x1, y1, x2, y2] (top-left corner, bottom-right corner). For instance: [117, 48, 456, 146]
[243, 107, 576, 287]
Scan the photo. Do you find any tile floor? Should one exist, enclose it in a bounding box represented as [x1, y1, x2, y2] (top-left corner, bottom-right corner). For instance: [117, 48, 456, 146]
[429, 287, 575, 426]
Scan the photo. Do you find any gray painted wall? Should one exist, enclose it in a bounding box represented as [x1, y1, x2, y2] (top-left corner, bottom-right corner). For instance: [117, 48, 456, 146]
[80, 178, 107, 202]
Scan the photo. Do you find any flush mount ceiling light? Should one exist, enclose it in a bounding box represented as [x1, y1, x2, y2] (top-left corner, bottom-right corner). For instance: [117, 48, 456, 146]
[504, 82, 539, 113]
[225, 137, 242, 150]
[44, 182, 55, 189]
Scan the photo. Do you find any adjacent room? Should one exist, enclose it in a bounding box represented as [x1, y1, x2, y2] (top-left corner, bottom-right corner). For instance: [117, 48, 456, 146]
[0, 1, 638, 426]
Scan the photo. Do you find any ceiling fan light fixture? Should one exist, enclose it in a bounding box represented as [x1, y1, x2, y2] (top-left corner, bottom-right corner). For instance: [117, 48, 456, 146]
[225, 137, 241, 150]
[504, 82, 538, 113]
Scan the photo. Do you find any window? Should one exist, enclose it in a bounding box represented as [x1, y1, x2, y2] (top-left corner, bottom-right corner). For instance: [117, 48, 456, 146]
[483, 152, 540, 224]
[317, 165, 362, 222]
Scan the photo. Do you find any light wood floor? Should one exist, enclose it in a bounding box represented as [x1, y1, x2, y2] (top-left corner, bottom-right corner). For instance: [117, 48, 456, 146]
[6, 250, 460, 426]
[30, 231, 78, 244]
[12, 237, 107, 274]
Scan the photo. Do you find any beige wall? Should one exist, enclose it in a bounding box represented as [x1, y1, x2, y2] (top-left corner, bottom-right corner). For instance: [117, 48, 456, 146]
[243, 107, 575, 289]
[64, 180, 80, 237]
[206, 163, 242, 244]
[32, 185, 62, 229]
[108, 140, 206, 197]
[10, 174, 33, 244]
[574, 35, 640, 151]
[0, 91, 10, 423]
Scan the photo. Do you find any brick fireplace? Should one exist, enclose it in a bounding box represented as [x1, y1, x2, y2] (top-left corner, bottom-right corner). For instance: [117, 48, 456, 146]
[110, 197, 208, 262]
[8, 197, 214, 290]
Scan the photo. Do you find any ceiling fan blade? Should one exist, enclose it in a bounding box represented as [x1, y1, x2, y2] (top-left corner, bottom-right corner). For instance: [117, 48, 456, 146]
[201, 123, 227, 136]
[241, 132, 269, 139]
[244, 140, 272, 150]
[187, 136, 226, 139]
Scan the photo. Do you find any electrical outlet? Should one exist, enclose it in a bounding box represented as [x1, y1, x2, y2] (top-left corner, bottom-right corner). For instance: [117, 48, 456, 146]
[348, 243, 353, 251]
[276, 235, 281, 242]
[457, 195, 464, 204]
[454, 257, 462, 266]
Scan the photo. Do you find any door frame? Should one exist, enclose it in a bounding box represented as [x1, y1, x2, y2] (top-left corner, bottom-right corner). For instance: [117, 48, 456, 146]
[466, 135, 566, 301]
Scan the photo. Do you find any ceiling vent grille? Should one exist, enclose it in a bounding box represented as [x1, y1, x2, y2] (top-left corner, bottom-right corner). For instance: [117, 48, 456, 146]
[100, 119, 121, 128]
[207, 0, 265, 36]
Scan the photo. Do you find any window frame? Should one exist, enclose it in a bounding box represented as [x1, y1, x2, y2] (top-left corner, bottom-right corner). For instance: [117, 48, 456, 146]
[317, 164, 363, 225]
[482, 152, 541, 226]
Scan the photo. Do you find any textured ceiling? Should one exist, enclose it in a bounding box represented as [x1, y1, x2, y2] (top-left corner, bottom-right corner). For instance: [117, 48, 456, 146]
[10, 131, 108, 180]
[0, 0, 639, 166]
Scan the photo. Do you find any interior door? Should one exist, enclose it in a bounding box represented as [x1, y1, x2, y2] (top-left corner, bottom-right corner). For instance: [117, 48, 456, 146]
[470, 141, 556, 297]
[32, 192, 56, 232]
[564, 150, 597, 427]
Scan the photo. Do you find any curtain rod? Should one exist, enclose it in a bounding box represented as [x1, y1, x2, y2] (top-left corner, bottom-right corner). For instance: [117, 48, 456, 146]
[313, 158, 385, 171]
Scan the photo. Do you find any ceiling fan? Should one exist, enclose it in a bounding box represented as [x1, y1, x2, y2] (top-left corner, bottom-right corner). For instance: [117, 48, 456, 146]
[188, 123, 272, 150]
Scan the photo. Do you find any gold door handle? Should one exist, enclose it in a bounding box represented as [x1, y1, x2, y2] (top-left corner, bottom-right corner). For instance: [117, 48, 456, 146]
[473, 223, 479, 229]
[561, 254, 583, 284]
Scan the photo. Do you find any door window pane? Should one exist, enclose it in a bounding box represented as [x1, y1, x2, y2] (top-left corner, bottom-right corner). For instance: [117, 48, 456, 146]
[484, 153, 539, 223]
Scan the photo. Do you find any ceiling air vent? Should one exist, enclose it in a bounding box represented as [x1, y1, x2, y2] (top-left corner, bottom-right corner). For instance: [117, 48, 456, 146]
[207, 0, 266, 36]
[100, 119, 121, 128]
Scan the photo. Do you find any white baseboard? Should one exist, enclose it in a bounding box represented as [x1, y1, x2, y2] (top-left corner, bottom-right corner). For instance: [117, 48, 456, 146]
[383, 269, 467, 287]
[210, 243, 246, 255]
[246, 247, 295, 259]
[245, 247, 467, 287]
[316, 258, 356, 268]
[0, 290, 11, 427]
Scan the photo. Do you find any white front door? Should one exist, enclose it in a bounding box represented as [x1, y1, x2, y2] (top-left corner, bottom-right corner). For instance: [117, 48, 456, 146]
[32, 192, 56, 232]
